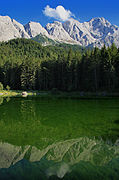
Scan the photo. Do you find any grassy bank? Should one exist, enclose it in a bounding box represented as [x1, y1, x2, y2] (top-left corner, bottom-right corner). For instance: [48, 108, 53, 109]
[0, 90, 37, 97]
[0, 90, 18, 97]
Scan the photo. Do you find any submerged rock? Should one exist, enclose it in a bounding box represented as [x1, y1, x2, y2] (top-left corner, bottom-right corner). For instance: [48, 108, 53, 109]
[21, 91, 28, 97]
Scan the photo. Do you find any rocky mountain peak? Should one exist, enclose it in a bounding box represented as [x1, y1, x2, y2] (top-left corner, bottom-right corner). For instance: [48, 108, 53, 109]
[0, 15, 26, 41]
[45, 20, 78, 44]
[24, 21, 49, 38]
[12, 19, 30, 38]
[89, 17, 110, 24]
[0, 15, 11, 22]
[62, 17, 119, 47]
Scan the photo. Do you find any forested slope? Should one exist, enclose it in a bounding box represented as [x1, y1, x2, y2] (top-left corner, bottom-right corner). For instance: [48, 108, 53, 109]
[0, 38, 119, 91]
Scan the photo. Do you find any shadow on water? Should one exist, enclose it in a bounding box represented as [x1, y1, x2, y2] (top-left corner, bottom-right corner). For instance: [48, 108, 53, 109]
[0, 97, 11, 106]
[108, 107, 119, 109]
[110, 128, 119, 132]
[0, 97, 3, 105]
[114, 120, 119, 124]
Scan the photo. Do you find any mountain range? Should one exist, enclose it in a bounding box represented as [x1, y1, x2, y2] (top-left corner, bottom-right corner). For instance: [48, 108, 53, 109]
[0, 15, 119, 48]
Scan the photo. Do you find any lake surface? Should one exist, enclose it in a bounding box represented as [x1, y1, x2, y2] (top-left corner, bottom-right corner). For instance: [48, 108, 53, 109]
[0, 96, 119, 179]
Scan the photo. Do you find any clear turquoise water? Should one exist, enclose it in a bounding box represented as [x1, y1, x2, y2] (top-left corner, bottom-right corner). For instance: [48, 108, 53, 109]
[0, 96, 119, 179]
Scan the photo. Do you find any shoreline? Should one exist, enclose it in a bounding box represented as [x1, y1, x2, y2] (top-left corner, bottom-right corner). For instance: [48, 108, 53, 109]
[0, 90, 119, 99]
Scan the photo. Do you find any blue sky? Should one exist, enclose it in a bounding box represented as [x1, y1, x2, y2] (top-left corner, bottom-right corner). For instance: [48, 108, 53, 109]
[0, 0, 119, 26]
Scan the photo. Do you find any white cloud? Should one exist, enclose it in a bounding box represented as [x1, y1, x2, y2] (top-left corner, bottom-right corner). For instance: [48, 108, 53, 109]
[43, 5, 74, 21]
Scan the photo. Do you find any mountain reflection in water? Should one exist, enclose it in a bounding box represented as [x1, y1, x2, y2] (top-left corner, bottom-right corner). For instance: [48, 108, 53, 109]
[0, 137, 119, 180]
[0, 97, 119, 179]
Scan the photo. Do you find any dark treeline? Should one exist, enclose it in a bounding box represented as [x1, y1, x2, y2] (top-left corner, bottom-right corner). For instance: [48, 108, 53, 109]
[0, 38, 119, 92]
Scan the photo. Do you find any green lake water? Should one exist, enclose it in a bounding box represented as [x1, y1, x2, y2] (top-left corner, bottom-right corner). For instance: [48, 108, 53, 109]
[0, 96, 119, 179]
